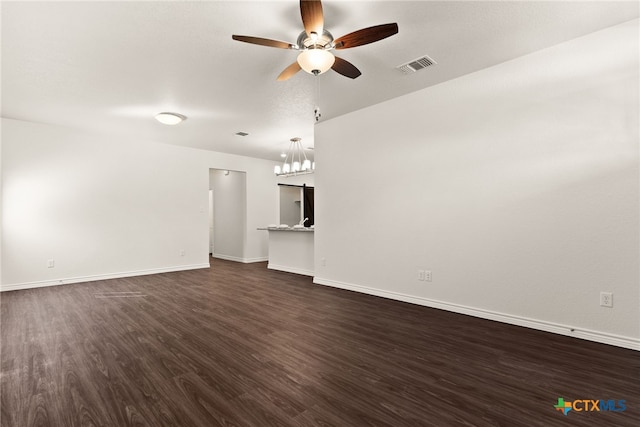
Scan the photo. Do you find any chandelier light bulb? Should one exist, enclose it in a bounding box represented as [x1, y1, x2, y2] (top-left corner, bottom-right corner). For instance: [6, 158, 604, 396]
[274, 137, 314, 177]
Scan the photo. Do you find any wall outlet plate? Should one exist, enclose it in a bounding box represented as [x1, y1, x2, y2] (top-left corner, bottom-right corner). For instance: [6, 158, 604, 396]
[600, 292, 613, 308]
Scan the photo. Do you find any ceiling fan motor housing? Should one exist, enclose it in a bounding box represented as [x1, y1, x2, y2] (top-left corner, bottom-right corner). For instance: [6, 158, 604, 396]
[296, 30, 334, 50]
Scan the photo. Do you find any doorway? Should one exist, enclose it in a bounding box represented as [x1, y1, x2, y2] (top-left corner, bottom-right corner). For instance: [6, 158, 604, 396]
[278, 184, 314, 226]
[208, 169, 247, 261]
[209, 189, 214, 255]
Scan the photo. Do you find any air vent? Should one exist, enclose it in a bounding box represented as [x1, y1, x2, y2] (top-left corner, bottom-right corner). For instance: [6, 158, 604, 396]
[235, 131, 249, 137]
[397, 55, 436, 74]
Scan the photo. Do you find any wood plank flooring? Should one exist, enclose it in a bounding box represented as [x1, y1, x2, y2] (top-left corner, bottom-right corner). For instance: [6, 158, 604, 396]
[1, 258, 639, 426]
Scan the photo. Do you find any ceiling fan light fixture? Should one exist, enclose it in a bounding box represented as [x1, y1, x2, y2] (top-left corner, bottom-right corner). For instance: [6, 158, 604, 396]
[155, 112, 186, 125]
[297, 49, 335, 75]
[232, 1, 399, 81]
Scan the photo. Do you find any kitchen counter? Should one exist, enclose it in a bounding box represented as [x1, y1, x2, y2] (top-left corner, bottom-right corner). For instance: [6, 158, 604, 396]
[257, 227, 314, 232]
[259, 227, 314, 276]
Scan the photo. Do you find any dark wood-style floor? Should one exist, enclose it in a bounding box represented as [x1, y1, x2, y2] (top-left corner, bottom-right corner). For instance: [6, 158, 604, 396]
[1, 258, 638, 426]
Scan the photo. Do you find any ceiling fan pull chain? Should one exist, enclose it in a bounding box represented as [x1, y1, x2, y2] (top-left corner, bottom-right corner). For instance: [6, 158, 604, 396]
[314, 75, 322, 122]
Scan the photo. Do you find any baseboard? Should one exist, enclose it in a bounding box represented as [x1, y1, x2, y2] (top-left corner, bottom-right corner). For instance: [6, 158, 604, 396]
[212, 254, 268, 263]
[0, 263, 211, 292]
[244, 256, 269, 263]
[268, 263, 314, 277]
[313, 277, 639, 351]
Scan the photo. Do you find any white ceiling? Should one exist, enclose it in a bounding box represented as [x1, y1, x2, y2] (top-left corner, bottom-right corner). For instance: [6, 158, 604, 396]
[2, 1, 638, 161]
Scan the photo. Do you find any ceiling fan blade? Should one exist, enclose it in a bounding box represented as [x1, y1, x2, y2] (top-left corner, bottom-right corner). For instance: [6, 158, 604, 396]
[331, 56, 361, 79]
[277, 62, 302, 81]
[232, 35, 295, 49]
[334, 23, 399, 49]
[300, 0, 324, 37]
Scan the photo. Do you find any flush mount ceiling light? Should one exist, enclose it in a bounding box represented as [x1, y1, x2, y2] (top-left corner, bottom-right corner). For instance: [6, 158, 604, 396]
[155, 112, 186, 125]
[274, 137, 314, 177]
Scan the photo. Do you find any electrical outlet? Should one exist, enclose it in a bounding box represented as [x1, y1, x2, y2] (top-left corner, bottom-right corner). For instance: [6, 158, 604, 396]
[425, 270, 432, 282]
[47, 259, 55, 268]
[180, 250, 185, 257]
[321, 257, 326, 267]
[600, 292, 613, 308]
[418, 270, 425, 281]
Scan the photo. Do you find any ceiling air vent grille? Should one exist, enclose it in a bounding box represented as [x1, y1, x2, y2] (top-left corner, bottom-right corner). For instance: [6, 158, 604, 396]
[397, 55, 436, 74]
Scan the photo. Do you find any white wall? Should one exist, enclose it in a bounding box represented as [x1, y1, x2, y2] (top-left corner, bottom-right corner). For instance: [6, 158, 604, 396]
[1, 118, 279, 290]
[209, 169, 247, 262]
[0, 121, 3, 287]
[314, 20, 639, 349]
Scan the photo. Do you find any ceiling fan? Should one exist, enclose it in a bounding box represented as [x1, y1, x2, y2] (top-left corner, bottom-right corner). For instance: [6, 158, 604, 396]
[232, 0, 398, 81]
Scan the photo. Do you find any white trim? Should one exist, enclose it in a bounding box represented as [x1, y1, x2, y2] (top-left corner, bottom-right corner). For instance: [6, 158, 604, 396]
[212, 253, 268, 264]
[212, 253, 243, 262]
[268, 263, 314, 277]
[0, 263, 211, 292]
[244, 256, 269, 263]
[313, 277, 640, 351]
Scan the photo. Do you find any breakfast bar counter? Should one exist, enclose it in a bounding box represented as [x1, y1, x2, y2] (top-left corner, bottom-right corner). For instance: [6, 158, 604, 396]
[258, 227, 314, 277]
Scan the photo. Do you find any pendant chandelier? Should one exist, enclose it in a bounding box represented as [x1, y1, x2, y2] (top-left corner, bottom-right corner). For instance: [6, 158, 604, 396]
[274, 137, 314, 176]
